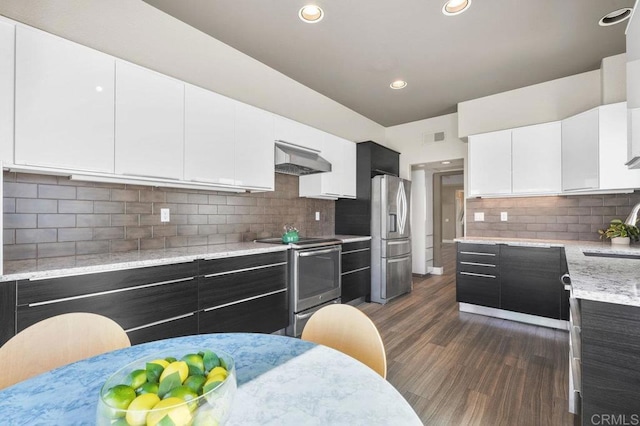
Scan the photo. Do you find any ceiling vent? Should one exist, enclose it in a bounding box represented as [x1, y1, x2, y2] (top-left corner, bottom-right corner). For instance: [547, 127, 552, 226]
[424, 131, 446, 143]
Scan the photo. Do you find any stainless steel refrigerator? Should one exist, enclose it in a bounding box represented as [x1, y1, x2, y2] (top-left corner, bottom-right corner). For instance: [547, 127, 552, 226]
[370, 175, 412, 304]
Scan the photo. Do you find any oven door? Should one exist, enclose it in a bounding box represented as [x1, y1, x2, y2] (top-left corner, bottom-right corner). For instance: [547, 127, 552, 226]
[292, 245, 341, 313]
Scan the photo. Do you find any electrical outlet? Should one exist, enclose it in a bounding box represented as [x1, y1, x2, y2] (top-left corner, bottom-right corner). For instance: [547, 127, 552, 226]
[474, 212, 484, 222]
[315, 211, 320, 221]
[501, 212, 508, 221]
[160, 208, 170, 223]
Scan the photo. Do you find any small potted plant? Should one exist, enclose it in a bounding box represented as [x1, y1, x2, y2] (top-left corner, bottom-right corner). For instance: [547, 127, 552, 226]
[598, 219, 640, 245]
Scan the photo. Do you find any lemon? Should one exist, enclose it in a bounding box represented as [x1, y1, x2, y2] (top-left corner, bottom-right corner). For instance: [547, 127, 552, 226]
[165, 385, 199, 411]
[102, 384, 137, 418]
[160, 361, 189, 384]
[146, 397, 192, 426]
[149, 359, 170, 369]
[206, 367, 227, 381]
[137, 382, 159, 395]
[126, 369, 148, 390]
[182, 353, 205, 375]
[125, 393, 160, 426]
[183, 375, 207, 394]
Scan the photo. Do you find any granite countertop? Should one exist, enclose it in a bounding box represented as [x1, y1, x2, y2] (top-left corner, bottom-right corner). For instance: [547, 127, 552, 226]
[1, 235, 372, 282]
[455, 237, 640, 307]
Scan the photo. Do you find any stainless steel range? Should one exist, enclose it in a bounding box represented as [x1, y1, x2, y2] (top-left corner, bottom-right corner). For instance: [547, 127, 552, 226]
[255, 237, 342, 337]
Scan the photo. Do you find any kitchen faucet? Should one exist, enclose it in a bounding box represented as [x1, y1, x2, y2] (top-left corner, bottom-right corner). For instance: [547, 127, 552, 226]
[624, 202, 640, 226]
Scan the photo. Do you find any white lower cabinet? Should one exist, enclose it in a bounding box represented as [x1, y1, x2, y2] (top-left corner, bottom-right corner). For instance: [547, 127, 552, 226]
[0, 18, 14, 165]
[14, 26, 115, 173]
[468, 129, 512, 197]
[512, 121, 561, 194]
[115, 61, 184, 181]
[184, 84, 236, 186]
[299, 134, 356, 199]
[234, 102, 275, 190]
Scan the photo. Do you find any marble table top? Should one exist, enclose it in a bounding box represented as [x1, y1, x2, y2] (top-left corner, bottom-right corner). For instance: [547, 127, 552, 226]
[455, 237, 640, 307]
[0, 333, 421, 426]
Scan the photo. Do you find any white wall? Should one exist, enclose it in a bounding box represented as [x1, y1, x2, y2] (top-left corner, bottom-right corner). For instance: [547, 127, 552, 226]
[385, 113, 467, 179]
[457, 70, 601, 138]
[410, 169, 433, 275]
[602, 54, 627, 105]
[0, 0, 385, 143]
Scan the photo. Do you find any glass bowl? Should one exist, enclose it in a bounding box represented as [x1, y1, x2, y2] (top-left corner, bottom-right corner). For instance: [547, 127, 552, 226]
[96, 348, 236, 426]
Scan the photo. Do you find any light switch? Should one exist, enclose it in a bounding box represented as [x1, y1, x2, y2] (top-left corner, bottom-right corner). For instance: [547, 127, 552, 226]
[501, 212, 508, 221]
[474, 212, 484, 222]
[160, 208, 170, 223]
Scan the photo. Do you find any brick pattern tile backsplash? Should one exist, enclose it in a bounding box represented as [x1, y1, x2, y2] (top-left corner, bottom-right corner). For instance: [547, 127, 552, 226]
[3, 172, 334, 263]
[466, 193, 640, 241]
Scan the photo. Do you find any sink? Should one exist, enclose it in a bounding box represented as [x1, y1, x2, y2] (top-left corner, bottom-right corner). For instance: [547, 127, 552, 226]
[583, 251, 640, 260]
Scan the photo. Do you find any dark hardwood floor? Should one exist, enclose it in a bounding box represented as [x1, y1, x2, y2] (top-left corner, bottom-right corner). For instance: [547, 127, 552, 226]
[357, 243, 578, 425]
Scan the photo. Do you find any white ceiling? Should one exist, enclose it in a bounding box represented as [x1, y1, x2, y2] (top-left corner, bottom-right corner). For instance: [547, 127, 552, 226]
[143, 0, 635, 127]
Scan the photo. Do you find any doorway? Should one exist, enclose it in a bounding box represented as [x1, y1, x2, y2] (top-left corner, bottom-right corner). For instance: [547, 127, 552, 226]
[433, 171, 464, 273]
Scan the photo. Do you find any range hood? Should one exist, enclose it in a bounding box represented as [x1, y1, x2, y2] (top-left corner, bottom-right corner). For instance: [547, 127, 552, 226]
[274, 141, 332, 176]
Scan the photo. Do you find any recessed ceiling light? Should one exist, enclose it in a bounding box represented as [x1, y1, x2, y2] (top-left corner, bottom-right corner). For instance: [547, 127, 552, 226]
[441, 161, 451, 165]
[442, 0, 471, 16]
[598, 8, 633, 26]
[390, 80, 407, 90]
[299, 5, 324, 23]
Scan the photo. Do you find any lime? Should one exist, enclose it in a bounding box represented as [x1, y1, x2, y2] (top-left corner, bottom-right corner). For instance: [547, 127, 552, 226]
[125, 393, 161, 426]
[160, 361, 189, 384]
[165, 385, 199, 411]
[136, 382, 159, 395]
[146, 397, 192, 426]
[206, 367, 227, 381]
[126, 369, 147, 390]
[183, 375, 207, 394]
[103, 384, 136, 418]
[182, 354, 205, 376]
[165, 356, 177, 363]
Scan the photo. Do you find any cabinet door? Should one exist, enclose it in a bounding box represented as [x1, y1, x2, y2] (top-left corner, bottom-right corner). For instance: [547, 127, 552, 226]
[468, 129, 512, 196]
[15, 26, 115, 173]
[342, 139, 357, 198]
[184, 84, 236, 186]
[0, 18, 14, 164]
[234, 102, 274, 190]
[274, 115, 323, 150]
[512, 122, 561, 194]
[115, 61, 184, 180]
[562, 108, 599, 191]
[599, 102, 640, 189]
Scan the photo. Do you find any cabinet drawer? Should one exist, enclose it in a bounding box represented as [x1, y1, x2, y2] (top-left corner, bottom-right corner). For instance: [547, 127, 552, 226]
[456, 273, 500, 308]
[127, 313, 198, 345]
[342, 248, 370, 272]
[17, 262, 198, 306]
[199, 291, 288, 334]
[342, 240, 371, 252]
[457, 243, 499, 265]
[199, 251, 287, 276]
[17, 277, 198, 332]
[199, 262, 286, 310]
[341, 267, 370, 303]
[457, 262, 498, 276]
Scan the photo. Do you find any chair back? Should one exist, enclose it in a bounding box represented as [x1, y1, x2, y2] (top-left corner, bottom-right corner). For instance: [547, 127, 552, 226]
[301, 304, 387, 378]
[0, 312, 131, 390]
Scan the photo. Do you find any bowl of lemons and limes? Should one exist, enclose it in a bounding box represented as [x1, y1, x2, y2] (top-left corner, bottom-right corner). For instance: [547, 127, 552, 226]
[96, 348, 236, 426]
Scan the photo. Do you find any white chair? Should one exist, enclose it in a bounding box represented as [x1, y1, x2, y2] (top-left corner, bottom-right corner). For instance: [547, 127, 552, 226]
[0, 312, 131, 390]
[301, 304, 387, 378]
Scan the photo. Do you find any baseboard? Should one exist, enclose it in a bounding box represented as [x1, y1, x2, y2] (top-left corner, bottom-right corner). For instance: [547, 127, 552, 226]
[431, 267, 444, 275]
[459, 303, 569, 331]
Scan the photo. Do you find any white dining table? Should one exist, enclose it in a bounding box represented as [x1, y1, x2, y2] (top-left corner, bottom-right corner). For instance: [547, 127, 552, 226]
[0, 332, 422, 425]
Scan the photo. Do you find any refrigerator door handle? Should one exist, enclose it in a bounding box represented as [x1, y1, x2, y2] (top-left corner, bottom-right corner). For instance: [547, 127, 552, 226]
[397, 181, 407, 235]
[389, 214, 397, 232]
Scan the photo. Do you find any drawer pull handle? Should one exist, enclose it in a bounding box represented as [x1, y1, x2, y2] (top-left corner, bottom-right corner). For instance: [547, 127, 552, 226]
[203, 262, 287, 278]
[459, 251, 496, 257]
[341, 266, 371, 276]
[125, 312, 195, 333]
[460, 261, 496, 268]
[460, 271, 496, 279]
[342, 248, 370, 255]
[203, 288, 286, 312]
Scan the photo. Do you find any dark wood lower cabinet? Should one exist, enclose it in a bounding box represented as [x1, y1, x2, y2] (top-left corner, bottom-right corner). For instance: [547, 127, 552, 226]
[127, 313, 199, 345]
[581, 300, 640, 423]
[456, 274, 500, 308]
[341, 240, 371, 303]
[0, 281, 16, 346]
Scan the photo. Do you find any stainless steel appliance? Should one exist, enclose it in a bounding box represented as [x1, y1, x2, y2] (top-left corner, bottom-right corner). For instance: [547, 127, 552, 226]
[255, 237, 342, 336]
[371, 175, 412, 304]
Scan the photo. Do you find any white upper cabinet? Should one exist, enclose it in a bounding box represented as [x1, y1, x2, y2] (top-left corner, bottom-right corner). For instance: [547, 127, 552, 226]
[599, 102, 640, 189]
[561, 108, 599, 191]
[274, 115, 324, 151]
[511, 122, 561, 194]
[299, 133, 356, 199]
[14, 26, 115, 173]
[627, 10, 640, 167]
[234, 102, 275, 190]
[184, 84, 236, 186]
[468, 129, 512, 196]
[115, 61, 184, 180]
[0, 18, 14, 165]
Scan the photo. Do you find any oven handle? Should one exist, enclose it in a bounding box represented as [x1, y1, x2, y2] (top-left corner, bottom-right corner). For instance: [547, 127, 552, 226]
[298, 247, 341, 257]
[296, 310, 316, 320]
